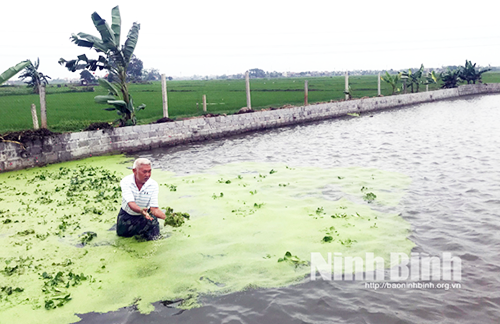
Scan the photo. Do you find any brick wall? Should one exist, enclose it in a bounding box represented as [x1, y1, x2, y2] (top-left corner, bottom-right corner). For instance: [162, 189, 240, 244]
[1, 83, 499, 173]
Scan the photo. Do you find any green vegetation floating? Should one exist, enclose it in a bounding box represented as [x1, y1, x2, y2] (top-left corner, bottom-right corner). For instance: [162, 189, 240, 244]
[162, 207, 190, 227]
[0, 156, 413, 323]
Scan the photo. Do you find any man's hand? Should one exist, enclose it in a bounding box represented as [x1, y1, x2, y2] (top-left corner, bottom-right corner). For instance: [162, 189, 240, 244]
[126, 202, 162, 221]
[128, 202, 154, 220]
[141, 208, 154, 221]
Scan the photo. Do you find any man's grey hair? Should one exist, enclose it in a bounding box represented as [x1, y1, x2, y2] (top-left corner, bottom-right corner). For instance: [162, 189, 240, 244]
[133, 158, 152, 169]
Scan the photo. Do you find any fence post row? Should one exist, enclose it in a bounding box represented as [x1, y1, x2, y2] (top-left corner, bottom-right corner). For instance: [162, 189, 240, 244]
[164, 70, 399, 115]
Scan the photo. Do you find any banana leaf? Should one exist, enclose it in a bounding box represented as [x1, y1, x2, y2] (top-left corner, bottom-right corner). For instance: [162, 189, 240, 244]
[0, 60, 31, 85]
[77, 54, 89, 61]
[126, 99, 134, 113]
[123, 23, 140, 63]
[97, 78, 120, 97]
[108, 100, 127, 107]
[111, 6, 121, 46]
[94, 95, 117, 104]
[74, 33, 107, 52]
[91, 12, 117, 49]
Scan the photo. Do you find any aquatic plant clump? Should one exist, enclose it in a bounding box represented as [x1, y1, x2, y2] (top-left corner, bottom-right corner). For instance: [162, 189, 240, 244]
[0, 156, 413, 323]
[162, 207, 190, 227]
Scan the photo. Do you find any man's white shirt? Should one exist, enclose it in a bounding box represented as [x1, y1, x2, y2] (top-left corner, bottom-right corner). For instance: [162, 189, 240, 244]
[120, 173, 159, 215]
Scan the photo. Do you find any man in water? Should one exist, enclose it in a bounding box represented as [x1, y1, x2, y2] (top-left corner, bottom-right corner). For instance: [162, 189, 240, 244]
[117, 158, 166, 240]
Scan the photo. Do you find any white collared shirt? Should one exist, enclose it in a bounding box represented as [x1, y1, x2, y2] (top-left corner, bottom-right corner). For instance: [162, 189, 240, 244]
[120, 173, 159, 215]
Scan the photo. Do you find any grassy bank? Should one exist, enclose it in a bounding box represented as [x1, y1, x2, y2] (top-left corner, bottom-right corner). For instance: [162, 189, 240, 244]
[1, 72, 499, 133]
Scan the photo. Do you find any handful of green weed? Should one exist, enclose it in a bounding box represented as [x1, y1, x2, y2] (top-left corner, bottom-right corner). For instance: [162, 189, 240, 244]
[163, 207, 190, 227]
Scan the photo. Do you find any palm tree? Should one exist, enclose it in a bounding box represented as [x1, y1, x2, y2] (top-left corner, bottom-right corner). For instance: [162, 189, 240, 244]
[18, 58, 51, 94]
[0, 60, 31, 85]
[59, 6, 145, 126]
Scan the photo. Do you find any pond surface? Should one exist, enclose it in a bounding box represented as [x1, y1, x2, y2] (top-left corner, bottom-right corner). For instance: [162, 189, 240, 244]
[83, 94, 500, 324]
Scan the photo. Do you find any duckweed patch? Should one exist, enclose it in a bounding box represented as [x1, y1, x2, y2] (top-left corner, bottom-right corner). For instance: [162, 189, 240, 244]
[163, 207, 190, 228]
[0, 156, 413, 323]
[277, 251, 308, 268]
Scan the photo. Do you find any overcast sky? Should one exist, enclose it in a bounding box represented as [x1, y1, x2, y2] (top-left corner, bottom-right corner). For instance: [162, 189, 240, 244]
[3, 0, 499, 80]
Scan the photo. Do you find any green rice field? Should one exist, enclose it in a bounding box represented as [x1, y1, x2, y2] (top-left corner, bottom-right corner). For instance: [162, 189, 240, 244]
[1, 72, 499, 133]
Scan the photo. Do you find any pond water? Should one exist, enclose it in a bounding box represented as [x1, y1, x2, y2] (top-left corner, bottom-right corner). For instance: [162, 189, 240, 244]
[0, 94, 493, 323]
[80, 94, 500, 323]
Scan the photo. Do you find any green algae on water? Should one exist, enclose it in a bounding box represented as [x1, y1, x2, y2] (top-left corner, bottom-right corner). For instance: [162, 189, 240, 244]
[0, 156, 414, 324]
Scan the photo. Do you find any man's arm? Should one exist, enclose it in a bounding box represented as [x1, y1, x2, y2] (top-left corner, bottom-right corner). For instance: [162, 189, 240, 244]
[127, 202, 154, 221]
[147, 181, 165, 220]
[149, 207, 166, 220]
[127, 202, 166, 221]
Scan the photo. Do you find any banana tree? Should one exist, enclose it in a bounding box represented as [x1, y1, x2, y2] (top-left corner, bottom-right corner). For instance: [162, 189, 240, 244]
[440, 69, 461, 89]
[424, 71, 438, 89]
[0, 60, 31, 85]
[380, 71, 401, 95]
[401, 64, 425, 93]
[459, 60, 490, 84]
[94, 78, 145, 125]
[18, 58, 51, 94]
[59, 6, 145, 126]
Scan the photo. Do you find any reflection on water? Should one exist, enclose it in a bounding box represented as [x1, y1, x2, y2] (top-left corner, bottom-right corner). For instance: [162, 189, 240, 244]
[86, 95, 500, 323]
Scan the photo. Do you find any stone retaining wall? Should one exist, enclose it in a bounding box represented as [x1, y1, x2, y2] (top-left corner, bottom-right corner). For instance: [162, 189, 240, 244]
[1, 83, 499, 173]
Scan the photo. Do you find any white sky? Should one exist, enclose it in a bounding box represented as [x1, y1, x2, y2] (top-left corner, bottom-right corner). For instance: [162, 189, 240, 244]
[2, 0, 500, 79]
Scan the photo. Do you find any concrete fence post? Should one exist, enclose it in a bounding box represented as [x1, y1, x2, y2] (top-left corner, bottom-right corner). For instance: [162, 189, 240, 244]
[39, 85, 47, 129]
[345, 71, 349, 100]
[304, 80, 308, 106]
[203, 95, 207, 112]
[245, 71, 251, 109]
[378, 72, 381, 96]
[161, 74, 169, 118]
[31, 104, 39, 130]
